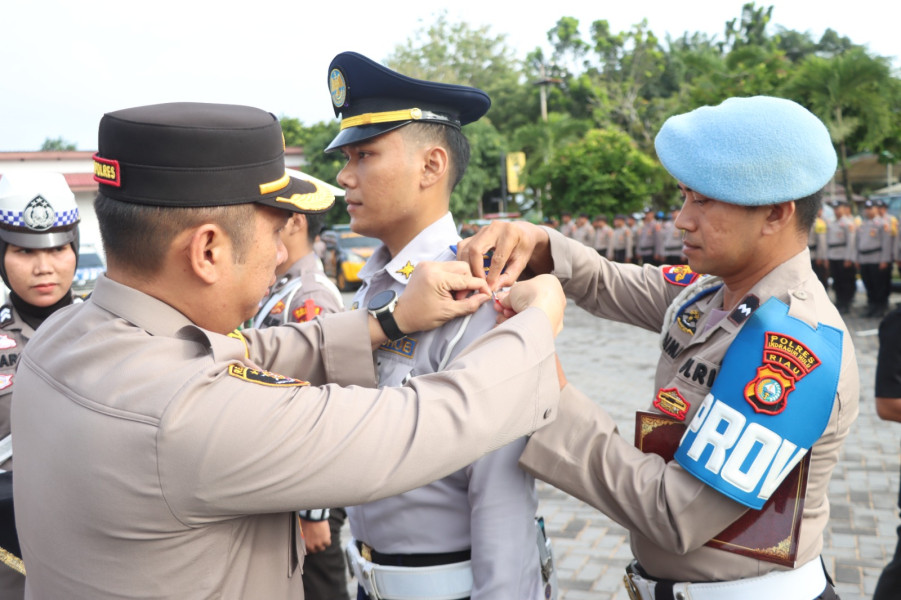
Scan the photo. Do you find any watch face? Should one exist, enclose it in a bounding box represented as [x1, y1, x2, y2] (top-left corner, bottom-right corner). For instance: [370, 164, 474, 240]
[368, 289, 396, 311]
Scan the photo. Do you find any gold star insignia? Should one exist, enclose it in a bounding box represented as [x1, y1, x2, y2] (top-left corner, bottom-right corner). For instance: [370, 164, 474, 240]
[396, 261, 415, 280]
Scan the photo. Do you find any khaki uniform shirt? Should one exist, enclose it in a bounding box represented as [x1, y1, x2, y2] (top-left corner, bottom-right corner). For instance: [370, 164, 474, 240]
[348, 213, 542, 598]
[520, 230, 858, 582]
[825, 215, 856, 262]
[0, 304, 30, 472]
[12, 275, 560, 600]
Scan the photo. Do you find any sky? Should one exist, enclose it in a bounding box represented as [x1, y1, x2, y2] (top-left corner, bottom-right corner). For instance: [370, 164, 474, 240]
[1, 0, 898, 152]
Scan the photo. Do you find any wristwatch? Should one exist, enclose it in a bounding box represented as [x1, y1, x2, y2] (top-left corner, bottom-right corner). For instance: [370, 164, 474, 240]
[367, 289, 405, 341]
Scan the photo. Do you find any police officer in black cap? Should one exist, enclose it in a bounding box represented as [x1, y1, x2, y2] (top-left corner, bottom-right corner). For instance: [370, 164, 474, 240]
[11, 101, 565, 600]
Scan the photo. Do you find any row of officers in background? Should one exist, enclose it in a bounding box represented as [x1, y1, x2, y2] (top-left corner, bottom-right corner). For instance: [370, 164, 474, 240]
[557, 207, 685, 265]
[809, 198, 900, 318]
[557, 196, 901, 317]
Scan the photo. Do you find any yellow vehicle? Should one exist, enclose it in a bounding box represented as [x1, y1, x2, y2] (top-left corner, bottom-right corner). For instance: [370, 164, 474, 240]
[320, 228, 380, 291]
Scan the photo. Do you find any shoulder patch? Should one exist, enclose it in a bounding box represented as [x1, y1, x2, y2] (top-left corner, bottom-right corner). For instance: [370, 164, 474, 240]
[227, 364, 309, 387]
[292, 299, 322, 323]
[0, 374, 12, 390]
[728, 294, 759, 325]
[662, 265, 699, 287]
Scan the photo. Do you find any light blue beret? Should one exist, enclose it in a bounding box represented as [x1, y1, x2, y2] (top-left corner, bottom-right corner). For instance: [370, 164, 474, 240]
[654, 96, 837, 205]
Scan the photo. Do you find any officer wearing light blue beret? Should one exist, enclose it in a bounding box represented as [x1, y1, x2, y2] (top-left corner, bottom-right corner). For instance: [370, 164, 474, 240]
[459, 96, 856, 600]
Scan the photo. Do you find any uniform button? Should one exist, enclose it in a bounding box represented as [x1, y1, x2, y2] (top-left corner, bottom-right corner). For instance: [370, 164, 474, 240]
[543, 408, 552, 419]
[793, 290, 807, 300]
[675, 593, 686, 600]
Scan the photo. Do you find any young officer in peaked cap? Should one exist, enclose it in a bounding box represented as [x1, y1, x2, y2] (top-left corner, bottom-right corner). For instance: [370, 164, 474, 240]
[0, 171, 81, 599]
[326, 50, 558, 600]
[459, 96, 857, 599]
[11, 101, 568, 600]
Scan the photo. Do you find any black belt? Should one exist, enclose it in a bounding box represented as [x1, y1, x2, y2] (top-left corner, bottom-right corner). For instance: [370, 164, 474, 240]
[355, 540, 471, 567]
[859, 248, 881, 255]
[827, 242, 847, 248]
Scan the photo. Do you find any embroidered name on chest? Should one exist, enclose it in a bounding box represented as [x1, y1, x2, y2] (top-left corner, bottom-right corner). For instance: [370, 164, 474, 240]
[379, 336, 417, 359]
[0, 353, 18, 369]
[677, 357, 717, 388]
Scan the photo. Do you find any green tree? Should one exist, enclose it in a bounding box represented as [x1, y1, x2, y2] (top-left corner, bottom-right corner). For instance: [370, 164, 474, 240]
[40, 137, 76, 151]
[784, 48, 897, 201]
[386, 12, 526, 132]
[453, 119, 506, 219]
[536, 128, 666, 218]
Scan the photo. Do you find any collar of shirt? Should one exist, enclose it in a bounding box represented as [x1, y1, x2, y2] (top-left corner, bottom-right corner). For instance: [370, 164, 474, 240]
[356, 212, 460, 289]
[89, 275, 243, 360]
[682, 249, 821, 344]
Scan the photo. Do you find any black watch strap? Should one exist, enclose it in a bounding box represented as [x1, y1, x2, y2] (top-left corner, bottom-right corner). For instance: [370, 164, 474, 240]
[375, 308, 405, 341]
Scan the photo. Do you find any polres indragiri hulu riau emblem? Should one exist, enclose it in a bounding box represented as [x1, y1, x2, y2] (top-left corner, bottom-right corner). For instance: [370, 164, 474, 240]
[743, 331, 820, 416]
[330, 68, 347, 108]
[23, 195, 56, 231]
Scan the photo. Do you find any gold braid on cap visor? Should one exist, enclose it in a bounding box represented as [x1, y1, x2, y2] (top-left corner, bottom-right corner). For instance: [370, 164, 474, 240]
[259, 174, 336, 212]
[339, 108, 458, 129]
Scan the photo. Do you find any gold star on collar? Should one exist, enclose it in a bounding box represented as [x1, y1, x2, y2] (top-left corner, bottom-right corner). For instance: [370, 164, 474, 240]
[396, 261, 416, 280]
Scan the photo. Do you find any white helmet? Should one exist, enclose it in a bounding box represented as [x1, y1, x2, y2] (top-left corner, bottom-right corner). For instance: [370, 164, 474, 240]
[0, 171, 80, 249]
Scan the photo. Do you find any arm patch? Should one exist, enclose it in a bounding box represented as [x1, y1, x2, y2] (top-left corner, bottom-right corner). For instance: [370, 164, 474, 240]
[227, 364, 309, 387]
[662, 265, 700, 286]
[674, 298, 842, 509]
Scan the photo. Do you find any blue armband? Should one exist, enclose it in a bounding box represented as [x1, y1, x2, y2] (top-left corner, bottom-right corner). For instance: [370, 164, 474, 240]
[674, 298, 842, 509]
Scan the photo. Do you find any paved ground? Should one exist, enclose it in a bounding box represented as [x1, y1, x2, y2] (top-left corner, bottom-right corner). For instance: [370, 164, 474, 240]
[339, 287, 900, 599]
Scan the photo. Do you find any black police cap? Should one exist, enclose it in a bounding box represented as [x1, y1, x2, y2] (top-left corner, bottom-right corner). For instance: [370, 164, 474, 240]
[92, 102, 334, 214]
[325, 51, 491, 152]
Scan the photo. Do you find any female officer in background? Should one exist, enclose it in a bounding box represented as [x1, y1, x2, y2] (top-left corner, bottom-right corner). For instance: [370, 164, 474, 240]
[0, 171, 80, 598]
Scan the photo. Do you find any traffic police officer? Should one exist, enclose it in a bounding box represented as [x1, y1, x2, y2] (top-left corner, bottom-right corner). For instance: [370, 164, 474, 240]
[11, 102, 566, 600]
[460, 96, 856, 600]
[857, 199, 893, 317]
[825, 200, 857, 313]
[326, 51, 556, 600]
[0, 171, 80, 599]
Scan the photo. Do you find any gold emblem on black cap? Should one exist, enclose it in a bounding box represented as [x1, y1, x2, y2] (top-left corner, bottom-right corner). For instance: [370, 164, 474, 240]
[330, 68, 347, 108]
